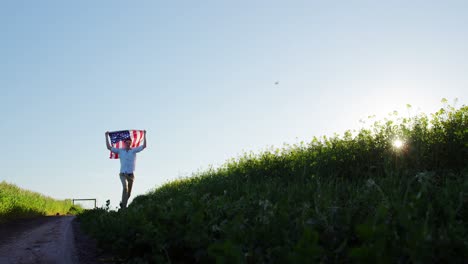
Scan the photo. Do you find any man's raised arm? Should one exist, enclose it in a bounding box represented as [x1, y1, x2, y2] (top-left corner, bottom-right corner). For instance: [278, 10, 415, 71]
[105, 131, 112, 150]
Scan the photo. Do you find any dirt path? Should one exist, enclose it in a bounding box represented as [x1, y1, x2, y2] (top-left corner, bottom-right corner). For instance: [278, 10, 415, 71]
[0, 216, 79, 264]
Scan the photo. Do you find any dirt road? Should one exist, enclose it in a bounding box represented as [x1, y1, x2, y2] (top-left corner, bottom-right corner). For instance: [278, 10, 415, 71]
[0, 216, 79, 264]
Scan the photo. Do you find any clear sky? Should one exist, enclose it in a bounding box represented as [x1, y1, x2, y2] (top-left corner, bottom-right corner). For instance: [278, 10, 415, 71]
[1, 1, 467, 208]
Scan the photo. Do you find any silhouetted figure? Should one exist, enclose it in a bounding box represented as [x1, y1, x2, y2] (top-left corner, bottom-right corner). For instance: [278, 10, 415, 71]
[105, 131, 147, 208]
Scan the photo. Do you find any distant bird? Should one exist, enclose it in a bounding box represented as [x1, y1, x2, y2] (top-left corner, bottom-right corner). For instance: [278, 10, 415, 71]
[274, 81, 279, 85]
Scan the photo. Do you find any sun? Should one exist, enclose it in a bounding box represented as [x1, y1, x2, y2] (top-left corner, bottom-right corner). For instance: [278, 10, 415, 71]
[393, 139, 404, 149]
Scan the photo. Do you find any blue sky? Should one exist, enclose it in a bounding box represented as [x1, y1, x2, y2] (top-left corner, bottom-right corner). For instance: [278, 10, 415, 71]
[1, 1, 467, 208]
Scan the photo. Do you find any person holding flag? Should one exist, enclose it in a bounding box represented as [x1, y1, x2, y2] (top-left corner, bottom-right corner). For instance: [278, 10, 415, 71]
[105, 130, 147, 209]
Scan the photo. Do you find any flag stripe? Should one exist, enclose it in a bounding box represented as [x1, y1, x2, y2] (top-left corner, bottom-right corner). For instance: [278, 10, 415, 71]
[132, 130, 138, 148]
[136, 130, 143, 147]
[137, 131, 143, 146]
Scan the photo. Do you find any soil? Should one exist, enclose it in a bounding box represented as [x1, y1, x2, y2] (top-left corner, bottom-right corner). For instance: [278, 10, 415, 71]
[0, 216, 110, 264]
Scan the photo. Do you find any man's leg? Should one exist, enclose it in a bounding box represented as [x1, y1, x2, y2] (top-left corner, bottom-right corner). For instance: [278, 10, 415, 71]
[127, 173, 135, 199]
[119, 173, 129, 208]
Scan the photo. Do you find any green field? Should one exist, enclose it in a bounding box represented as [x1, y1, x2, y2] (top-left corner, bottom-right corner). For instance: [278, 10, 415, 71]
[79, 102, 467, 263]
[0, 182, 82, 222]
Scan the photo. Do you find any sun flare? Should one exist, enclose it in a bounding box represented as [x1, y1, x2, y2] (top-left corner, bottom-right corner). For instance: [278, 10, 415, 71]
[393, 139, 404, 149]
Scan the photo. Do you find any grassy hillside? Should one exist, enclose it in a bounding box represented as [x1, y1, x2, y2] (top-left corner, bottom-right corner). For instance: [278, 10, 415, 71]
[79, 102, 467, 263]
[0, 182, 82, 222]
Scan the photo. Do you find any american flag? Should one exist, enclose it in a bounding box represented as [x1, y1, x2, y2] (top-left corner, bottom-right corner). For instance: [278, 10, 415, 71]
[108, 130, 145, 159]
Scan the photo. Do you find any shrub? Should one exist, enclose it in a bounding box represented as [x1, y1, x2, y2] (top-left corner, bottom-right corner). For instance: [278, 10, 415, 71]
[0, 182, 81, 222]
[79, 102, 468, 263]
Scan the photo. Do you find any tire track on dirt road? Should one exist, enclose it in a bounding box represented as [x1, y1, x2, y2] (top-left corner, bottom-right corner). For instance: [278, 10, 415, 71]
[0, 216, 78, 264]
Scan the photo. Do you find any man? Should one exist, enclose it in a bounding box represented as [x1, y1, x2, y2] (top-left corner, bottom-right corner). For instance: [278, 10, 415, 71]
[105, 130, 147, 208]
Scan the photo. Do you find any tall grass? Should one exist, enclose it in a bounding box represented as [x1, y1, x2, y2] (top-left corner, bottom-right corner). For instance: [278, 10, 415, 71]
[0, 181, 82, 222]
[79, 102, 467, 263]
